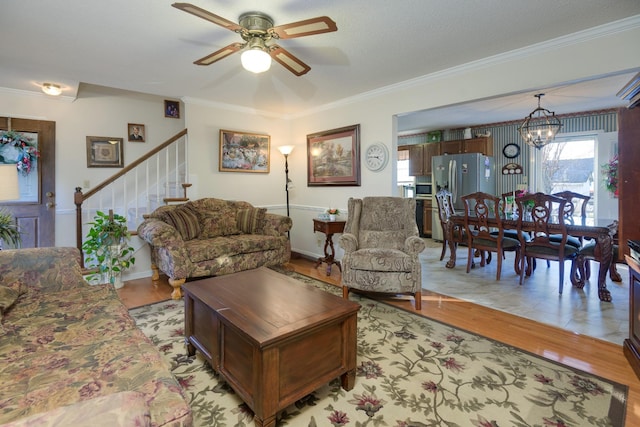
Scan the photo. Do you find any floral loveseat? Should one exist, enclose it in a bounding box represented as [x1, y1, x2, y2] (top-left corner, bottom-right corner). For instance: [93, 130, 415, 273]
[0, 247, 192, 427]
[137, 198, 292, 299]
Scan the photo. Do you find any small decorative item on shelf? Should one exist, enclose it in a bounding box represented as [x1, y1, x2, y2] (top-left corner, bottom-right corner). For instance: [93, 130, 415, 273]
[601, 155, 618, 197]
[0, 130, 40, 176]
[327, 208, 340, 221]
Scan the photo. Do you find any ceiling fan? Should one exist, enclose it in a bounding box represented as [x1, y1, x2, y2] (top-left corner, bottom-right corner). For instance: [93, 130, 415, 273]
[172, 3, 337, 76]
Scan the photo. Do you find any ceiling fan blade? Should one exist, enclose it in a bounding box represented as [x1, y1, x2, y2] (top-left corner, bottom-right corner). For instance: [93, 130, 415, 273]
[269, 45, 311, 76]
[194, 43, 244, 66]
[270, 16, 337, 39]
[172, 3, 242, 32]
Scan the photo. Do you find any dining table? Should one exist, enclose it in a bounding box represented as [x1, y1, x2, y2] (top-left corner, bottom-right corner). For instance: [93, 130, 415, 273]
[444, 213, 619, 302]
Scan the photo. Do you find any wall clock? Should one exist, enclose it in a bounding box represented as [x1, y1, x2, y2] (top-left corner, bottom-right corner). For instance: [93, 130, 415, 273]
[502, 143, 521, 159]
[365, 142, 389, 171]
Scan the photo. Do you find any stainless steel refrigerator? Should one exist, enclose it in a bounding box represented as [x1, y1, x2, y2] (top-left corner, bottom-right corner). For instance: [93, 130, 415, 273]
[431, 153, 496, 241]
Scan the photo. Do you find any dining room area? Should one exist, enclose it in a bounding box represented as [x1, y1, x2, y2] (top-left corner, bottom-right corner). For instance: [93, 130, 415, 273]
[426, 187, 626, 345]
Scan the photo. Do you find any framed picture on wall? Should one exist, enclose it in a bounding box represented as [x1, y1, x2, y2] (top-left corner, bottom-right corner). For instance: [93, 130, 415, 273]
[128, 123, 145, 142]
[219, 129, 270, 173]
[307, 124, 361, 186]
[164, 100, 180, 118]
[86, 136, 124, 168]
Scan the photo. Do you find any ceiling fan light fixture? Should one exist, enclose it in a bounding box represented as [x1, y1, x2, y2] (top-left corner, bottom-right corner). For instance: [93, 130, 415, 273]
[517, 93, 562, 149]
[241, 38, 271, 74]
[41, 83, 62, 96]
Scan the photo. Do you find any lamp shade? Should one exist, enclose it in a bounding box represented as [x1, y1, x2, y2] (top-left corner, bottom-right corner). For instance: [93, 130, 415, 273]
[241, 49, 271, 74]
[0, 165, 19, 201]
[278, 145, 295, 156]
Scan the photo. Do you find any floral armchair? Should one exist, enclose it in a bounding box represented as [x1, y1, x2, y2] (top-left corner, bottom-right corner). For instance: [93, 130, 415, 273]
[339, 197, 426, 310]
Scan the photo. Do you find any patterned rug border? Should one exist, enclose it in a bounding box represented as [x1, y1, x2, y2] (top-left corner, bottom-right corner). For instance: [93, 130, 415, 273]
[276, 267, 629, 425]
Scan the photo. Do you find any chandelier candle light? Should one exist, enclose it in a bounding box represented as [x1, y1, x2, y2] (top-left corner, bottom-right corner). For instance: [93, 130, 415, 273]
[518, 93, 563, 149]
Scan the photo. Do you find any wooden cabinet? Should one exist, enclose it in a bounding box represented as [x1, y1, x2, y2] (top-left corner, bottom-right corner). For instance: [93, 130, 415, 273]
[423, 143, 439, 176]
[409, 143, 439, 176]
[423, 199, 433, 236]
[407, 137, 494, 177]
[463, 137, 494, 156]
[408, 144, 425, 176]
[624, 255, 640, 379]
[440, 140, 463, 155]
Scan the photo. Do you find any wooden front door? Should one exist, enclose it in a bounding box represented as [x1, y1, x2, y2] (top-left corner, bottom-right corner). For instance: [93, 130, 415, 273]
[0, 117, 55, 247]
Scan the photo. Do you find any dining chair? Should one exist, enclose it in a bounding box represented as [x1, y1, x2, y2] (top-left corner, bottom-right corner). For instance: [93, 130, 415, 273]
[461, 192, 521, 280]
[550, 191, 590, 277]
[435, 189, 465, 261]
[575, 220, 622, 285]
[515, 192, 580, 294]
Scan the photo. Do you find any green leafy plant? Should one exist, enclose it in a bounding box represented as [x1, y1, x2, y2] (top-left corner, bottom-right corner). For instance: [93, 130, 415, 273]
[82, 210, 135, 286]
[0, 207, 21, 248]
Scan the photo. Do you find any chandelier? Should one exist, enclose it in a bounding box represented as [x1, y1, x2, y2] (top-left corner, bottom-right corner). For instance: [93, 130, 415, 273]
[518, 93, 562, 149]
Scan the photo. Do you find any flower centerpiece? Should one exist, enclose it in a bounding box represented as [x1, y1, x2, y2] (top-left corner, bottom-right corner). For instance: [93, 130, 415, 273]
[0, 130, 40, 176]
[601, 155, 618, 197]
[326, 208, 339, 221]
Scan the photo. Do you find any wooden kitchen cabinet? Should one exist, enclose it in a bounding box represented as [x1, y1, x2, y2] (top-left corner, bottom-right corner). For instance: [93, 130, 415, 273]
[423, 199, 433, 236]
[408, 144, 425, 176]
[409, 143, 439, 176]
[463, 136, 494, 156]
[423, 143, 439, 176]
[440, 140, 463, 155]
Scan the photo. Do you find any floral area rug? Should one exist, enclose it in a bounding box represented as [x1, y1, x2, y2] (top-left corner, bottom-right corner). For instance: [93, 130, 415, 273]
[130, 269, 627, 427]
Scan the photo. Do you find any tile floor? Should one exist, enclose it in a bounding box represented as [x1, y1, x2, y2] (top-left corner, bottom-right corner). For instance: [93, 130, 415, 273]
[419, 238, 629, 345]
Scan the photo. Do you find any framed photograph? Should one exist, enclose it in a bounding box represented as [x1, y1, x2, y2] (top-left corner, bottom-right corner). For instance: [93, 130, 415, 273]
[86, 136, 124, 168]
[164, 100, 180, 118]
[219, 129, 270, 173]
[128, 123, 145, 142]
[307, 124, 361, 186]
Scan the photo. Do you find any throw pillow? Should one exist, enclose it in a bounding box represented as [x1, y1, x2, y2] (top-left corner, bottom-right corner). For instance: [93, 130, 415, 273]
[199, 210, 241, 238]
[160, 205, 201, 241]
[236, 207, 267, 234]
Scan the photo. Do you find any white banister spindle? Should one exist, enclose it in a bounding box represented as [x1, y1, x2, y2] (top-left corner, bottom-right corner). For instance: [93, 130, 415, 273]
[184, 135, 188, 182]
[165, 149, 170, 198]
[155, 155, 160, 205]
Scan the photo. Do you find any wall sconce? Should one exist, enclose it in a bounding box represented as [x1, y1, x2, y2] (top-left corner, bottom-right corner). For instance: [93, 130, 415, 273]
[41, 83, 62, 96]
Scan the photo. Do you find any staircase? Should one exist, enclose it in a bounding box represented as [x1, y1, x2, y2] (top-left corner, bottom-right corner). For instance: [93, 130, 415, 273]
[74, 129, 189, 263]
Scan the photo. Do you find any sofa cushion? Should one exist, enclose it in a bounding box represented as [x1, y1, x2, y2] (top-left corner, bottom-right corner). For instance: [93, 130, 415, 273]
[0, 391, 151, 427]
[159, 204, 200, 241]
[199, 211, 240, 238]
[185, 234, 285, 263]
[236, 207, 266, 234]
[0, 282, 25, 322]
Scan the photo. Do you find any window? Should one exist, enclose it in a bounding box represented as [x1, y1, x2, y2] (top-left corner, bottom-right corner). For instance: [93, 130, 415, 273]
[397, 147, 414, 197]
[534, 136, 595, 220]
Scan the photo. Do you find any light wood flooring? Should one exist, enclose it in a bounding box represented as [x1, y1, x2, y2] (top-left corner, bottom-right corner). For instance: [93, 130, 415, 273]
[118, 256, 640, 425]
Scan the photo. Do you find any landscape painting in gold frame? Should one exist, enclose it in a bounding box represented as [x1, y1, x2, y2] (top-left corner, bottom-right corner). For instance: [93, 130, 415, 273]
[307, 124, 361, 186]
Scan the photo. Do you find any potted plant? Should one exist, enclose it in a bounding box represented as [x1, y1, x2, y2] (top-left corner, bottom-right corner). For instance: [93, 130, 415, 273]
[0, 207, 21, 249]
[82, 210, 135, 288]
[326, 208, 340, 221]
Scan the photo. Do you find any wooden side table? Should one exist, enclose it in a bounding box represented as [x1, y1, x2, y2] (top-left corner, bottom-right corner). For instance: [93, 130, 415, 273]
[313, 219, 346, 276]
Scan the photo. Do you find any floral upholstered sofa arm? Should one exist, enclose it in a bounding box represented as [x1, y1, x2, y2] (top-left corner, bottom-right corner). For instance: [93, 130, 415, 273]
[262, 213, 293, 237]
[136, 217, 193, 279]
[0, 247, 86, 293]
[404, 236, 426, 255]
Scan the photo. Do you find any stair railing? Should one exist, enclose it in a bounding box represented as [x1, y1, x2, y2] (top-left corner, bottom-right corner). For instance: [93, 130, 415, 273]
[74, 129, 188, 264]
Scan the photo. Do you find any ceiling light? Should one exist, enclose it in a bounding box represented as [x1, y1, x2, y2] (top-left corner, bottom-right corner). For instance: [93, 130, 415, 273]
[518, 93, 563, 149]
[241, 38, 272, 74]
[41, 83, 62, 96]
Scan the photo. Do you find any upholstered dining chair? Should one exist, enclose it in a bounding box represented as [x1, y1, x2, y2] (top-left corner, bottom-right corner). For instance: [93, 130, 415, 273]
[339, 196, 426, 310]
[461, 192, 521, 280]
[435, 189, 465, 261]
[515, 192, 580, 294]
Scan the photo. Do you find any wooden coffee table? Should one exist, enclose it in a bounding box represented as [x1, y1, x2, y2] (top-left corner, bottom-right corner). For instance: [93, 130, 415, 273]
[182, 267, 360, 427]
